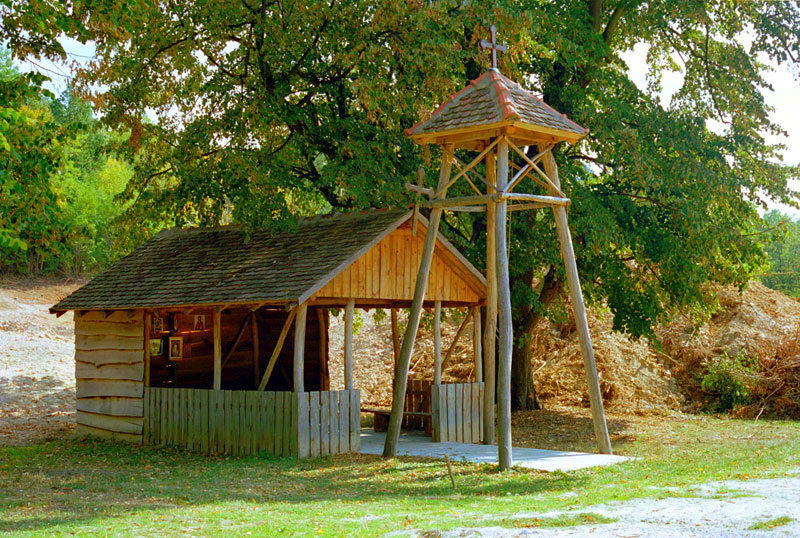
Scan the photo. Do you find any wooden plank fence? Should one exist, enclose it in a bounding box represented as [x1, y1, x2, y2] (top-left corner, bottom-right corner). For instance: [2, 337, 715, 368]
[144, 388, 360, 457]
[431, 382, 483, 443]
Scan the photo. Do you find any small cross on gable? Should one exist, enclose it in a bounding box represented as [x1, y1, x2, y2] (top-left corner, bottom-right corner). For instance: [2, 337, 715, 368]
[480, 24, 507, 70]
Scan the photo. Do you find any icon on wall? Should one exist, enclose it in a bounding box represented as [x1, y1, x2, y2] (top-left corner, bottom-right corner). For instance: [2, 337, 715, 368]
[149, 338, 163, 356]
[194, 315, 206, 331]
[168, 336, 183, 360]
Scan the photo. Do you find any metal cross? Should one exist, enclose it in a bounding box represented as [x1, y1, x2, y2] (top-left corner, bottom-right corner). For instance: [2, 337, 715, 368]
[480, 24, 507, 70]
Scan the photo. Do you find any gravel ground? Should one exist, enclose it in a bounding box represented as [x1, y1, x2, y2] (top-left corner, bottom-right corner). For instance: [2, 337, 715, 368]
[0, 279, 78, 446]
[398, 476, 800, 538]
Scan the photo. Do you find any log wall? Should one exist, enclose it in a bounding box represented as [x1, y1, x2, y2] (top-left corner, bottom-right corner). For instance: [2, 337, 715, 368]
[74, 310, 145, 443]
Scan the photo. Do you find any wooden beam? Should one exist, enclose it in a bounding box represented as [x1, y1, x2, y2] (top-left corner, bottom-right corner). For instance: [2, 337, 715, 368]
[404, 182, 433, 197]
[251, 311, 260, 388]
[344, 299, 354, 390]
[54, 310, 66, 318]
[483, 149, 497, 446]
[506, 138, 565, 198]
[221, 314, 251, 368]
[317, 308, 327, 390]
[441, 308, 473, 373]
[143, 312, 151, 388]
[505, 143, 554, 193]
[293, 302, 308, 392]
[542, 149, 612, 455]
[501, 192, 570, 206]
[496, 136, 513, 470]
[390, 308, 400, 371]
[213, 307, 222, 390]
[257, 308, 297, 391]
[432, 138, 499, 198]
[473, 306, 482, 382]
[433, 301, 442, 385]
[383, 145, 453, 458]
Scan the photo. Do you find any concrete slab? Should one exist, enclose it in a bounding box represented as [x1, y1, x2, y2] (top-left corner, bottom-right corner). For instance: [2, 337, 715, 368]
[359, 430, 629, 472]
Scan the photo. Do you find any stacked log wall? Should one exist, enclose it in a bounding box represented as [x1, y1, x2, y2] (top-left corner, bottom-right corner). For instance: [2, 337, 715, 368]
[74, 310, 145, 443]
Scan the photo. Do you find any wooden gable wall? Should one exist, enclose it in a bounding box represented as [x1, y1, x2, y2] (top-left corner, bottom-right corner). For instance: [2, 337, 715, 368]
[314, 221, 483, 304]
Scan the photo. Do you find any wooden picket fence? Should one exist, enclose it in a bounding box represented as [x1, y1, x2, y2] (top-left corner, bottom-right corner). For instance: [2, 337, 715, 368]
[143, 388, 360, 457]
[431, 382, 484, 444]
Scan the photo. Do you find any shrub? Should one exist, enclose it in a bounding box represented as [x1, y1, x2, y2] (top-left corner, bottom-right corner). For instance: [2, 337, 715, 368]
[700, 350, 758, 412]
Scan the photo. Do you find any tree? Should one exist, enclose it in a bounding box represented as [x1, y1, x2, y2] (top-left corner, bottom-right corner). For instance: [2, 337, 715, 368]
[5, 1, 799, 408]
[760, 210, 800, 297]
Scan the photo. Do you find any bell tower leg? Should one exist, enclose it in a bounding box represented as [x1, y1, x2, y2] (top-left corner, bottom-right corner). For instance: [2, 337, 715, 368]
[542, 150, 612, 455]
[483, 150, 497, 445]
[495, 137, 513, 470]
[383, 145, 454, 458]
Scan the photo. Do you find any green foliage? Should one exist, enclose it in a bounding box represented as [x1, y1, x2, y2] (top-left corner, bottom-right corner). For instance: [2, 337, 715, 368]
[700, 351, 758, 412]
[759, 210, 800, 297]
[0, 46, 135, 274]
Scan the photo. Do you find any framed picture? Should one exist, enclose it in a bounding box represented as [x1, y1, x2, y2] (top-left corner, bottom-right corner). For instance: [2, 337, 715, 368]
[149, 338, 163, 356]
[193, 315, 206, 331]
[152, 315, 163, 332]
[168, 336, 183, 360]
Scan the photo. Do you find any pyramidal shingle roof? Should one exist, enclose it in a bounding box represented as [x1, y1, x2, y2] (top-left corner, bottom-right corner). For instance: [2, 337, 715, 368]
[51, 209, 412, 311]
[406, 70, 587, 141]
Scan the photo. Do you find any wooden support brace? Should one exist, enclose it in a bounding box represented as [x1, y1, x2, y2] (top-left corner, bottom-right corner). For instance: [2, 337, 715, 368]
[257, 307, 297, 391]
[221, 314, 251, 368]
[251, 311, 260, 388]
[433, 301, 442, 385]
[213, 307, 222, 390]
[472, 306, 482, 383]
[293, 302, 308, 393]
[344, 299, 354, 390]
[441, 308, 474, 372]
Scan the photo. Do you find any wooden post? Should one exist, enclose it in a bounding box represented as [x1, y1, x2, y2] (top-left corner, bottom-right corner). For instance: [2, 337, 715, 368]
[344, 299, 354, 390]
[213, 307, 222, 390]
[542, 149, 612, 455]
[472, 306, 482, 382]
[383, 145, 453, 458]
[390, 308, 401, 370]
[495, 136, 513, 470]
[143, 311, 151, 388]
[483, 149, 497, 445]
[293, 302, 308, 393]
[433, 301, 442, 385]
[251, 311, 259, 388]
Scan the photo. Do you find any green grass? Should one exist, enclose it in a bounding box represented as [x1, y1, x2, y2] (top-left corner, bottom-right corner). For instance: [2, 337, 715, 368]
[1, 412, 798, 537]
[509, 513, 618, 528]
[749, 516, 793, 530]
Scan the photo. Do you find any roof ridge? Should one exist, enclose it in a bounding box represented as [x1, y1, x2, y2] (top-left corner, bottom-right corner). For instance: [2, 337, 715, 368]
[405, 72, 491, 137]
[497, 71, 588, 135]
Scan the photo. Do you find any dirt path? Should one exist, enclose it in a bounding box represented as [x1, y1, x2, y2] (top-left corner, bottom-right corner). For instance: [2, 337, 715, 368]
[411, 476, 800, 537]
[0, 278, 79, 446]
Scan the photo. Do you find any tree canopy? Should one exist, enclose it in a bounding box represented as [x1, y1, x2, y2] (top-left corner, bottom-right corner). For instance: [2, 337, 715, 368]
[3, 0, 799, 406]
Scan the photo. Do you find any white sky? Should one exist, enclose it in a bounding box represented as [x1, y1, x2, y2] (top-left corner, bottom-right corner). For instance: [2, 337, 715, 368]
[16, 36, 800, 219]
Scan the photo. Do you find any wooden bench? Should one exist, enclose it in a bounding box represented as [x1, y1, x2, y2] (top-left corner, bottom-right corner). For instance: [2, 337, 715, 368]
[361, 407, 432, 433]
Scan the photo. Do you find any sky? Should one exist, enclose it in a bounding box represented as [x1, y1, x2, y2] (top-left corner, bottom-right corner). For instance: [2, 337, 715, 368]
[17, 36, 800, 218]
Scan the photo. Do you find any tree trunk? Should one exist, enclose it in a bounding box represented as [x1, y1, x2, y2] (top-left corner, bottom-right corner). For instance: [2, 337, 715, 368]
[511, 335, 540, 410]
[509, 264, 562, 411]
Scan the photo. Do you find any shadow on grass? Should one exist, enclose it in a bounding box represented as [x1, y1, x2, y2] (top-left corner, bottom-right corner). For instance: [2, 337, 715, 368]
[0, 435, 593, 534]
[513, 407, 636, 454]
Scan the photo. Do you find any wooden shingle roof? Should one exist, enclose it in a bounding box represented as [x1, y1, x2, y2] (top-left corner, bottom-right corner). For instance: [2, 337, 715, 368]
[52, 209, 422, 312]
[406, 70, 587, 144]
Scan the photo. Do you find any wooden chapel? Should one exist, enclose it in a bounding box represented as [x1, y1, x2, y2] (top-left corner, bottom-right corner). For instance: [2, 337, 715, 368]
[383, 26, 613, 468]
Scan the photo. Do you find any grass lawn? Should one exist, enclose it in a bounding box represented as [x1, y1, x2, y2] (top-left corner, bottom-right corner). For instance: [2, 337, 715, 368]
[1, 408, 798, 537]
